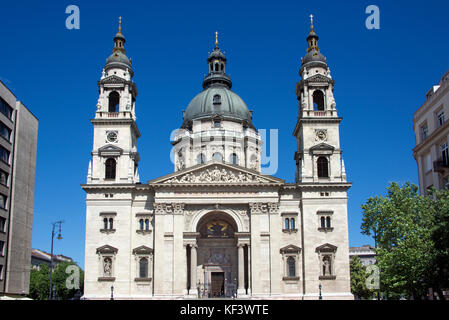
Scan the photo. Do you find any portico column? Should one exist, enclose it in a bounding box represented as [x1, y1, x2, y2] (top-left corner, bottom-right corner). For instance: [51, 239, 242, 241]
[190, 244, 197, 296]
[238, 244, 245, 294]
[247, 245, 251, 295]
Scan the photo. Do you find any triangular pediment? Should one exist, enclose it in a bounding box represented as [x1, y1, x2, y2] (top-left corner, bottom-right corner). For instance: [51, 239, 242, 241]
[132, 245, 153, 255]
[309, 142, 335, 152]
[98, 144, 123, 156]
[316, 243, 337, 253]
[305, 74, 333, 84]
[149, 162, 284, 185]
[99, 75, 128, 85]
[280, 244, 302, 254]
[96, 245, 118, 254]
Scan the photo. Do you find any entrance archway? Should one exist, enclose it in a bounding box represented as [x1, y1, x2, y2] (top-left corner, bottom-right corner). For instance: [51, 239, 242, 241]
[189, 211, 239, 298]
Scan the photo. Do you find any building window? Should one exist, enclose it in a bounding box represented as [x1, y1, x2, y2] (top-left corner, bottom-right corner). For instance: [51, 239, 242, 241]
[145, 219, 150, 230]
[420, 124, 428, 141]
[0, 217, 5, 232]
[212, 152, 223, 162]
[108, 91, 120, 113]
[0, 194, 7, 210]
[317, 156, 329, 178]
[105, 158, 116, 180]
[197, 153, 206, 164]
[0, 170, 8, 186]
[290, 218, 296, 230]
[0, 264, 3, 280]
[282, 215, 298, 232]
[213, 119, 221, 128]
[437, 111, 445, 127]
[280, 245, 301, 281]
[318, 211, 333, 231]
[213, 95, 221, 105]
[229, 153, 238, 165]
[0, 122, 11, 142]
[100, 214, 116, 233]
[313, 90, 325, 111]
[287, 256, 296, 277]
[139, 257, 148, 278]
[0, 98, 13, 120]
[284, 218, 289, 230]
[139, 219, 144, 230]
[139, 218, 150, 231]
[442, 143, 449, 166]
[0, 146, 9, 164]
[0, 240, 4, 256]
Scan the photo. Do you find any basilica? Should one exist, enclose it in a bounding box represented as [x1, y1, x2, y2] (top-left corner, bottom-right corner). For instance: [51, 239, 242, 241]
[82, 16, 353, 300]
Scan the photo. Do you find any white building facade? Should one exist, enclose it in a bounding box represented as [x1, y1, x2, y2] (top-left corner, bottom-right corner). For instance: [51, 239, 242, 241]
[82, 18, 353, 300]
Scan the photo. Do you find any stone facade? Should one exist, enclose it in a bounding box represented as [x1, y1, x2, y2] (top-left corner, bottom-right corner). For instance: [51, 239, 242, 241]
[413, 70, 449, 193]
[82, 18, 353, 300]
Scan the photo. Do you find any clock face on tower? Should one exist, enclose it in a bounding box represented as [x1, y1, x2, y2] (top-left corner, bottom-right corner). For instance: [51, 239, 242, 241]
[316, 130, 327, 141]
[106, 131, 118, 143]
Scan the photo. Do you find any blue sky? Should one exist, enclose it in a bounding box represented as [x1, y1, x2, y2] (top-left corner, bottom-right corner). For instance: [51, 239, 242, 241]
[1, 0, 448, 268]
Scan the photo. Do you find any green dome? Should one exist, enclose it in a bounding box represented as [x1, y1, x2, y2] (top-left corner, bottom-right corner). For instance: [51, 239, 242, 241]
[105, 51, 131, 68]
[182, 86, 253, 127]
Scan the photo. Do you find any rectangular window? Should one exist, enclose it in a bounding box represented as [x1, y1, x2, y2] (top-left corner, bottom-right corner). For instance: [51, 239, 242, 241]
[437, 111, 445, 128]
[421, 124, 428, 141]
[424, 154, 432, 172]
[0, 264, 3, 280]
[0, 194, 7, 210]
[0, 146, 9, 164]
[0, 122, 11, 142]
[0, 240, 4, 256]
[0, 98, 13, 120]
[442, 143, 449, 165]
[0, 217, 5, 232]
[0, 170, 8, 186]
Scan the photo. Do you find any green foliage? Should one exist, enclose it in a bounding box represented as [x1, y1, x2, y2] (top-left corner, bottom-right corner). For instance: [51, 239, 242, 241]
[28, 262, 84, 300]
[360, 182, 448, 299]
[350, 255, 374, 299]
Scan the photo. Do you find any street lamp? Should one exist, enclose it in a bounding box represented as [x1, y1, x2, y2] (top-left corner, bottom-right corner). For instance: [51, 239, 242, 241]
[49, 220, 64, 300]
[319, 283, 322, 300]
[111, 285, 114, 300]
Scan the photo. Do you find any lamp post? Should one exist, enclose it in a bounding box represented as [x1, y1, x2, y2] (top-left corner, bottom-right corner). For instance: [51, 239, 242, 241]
[49, 220, 64, 300]
[111, 285, 114, 300]
[319, 283, 322, 300]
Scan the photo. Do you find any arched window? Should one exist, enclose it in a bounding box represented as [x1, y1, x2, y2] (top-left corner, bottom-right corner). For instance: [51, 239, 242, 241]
[145, 219, 150, 230]
[139, 258, 148, 278]
[317, 157, 329, 178]
[197, 153, 206, 164]
[313, 90, 325, 111]
[104, 218, 108, 230]
[109, 218, 113, 230]
[139, 219, 144, 230]
[229, 153, 238, 165]
[108, 91, 120, 112]
[105, 158, 116, 180]
[212, 152, 223, 162]
[284, 218, 290, 230]
[326, 216, 331, 228]
[290, 218, 295, 230]
[321, 217, 326, 228]
[287, 257, 296, 277]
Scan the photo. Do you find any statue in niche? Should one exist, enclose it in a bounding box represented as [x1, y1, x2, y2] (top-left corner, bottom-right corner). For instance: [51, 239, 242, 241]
[322, 256, 331, 276]
[103, 257, 112, 277]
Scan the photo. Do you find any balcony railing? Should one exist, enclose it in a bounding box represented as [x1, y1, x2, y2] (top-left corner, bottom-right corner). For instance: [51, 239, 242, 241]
[303, 110, 335, 117]
[433, 158, 449, 174]
[96, 111, 133, 119]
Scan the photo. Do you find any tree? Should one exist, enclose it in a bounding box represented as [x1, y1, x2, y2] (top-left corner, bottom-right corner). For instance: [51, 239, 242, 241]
[28, 262, 84, 300]
[350, 255, 374, 299]
[361, 182, 435, 299]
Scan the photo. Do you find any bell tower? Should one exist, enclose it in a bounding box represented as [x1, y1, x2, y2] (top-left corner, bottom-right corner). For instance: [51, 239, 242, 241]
[293, 15, 346, 183]
[87, 17, 140, 184]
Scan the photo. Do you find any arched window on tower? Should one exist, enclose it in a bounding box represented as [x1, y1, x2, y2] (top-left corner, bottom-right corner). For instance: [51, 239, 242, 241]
[284, 218, 290, 230]
[230, 153, 238, 165]
[105, 158, 117, 180]
[290, 218, 295, 230]
[108, 91, 120, 113]
[326, 216, 331, 228]
[312, 90, 325, 111]
[139, 257, 148, 278]
[212, 152, 223, 162]
[213, 95, 221, 105]
[197, 153, 206, 164]
[317, 156, 329, 178]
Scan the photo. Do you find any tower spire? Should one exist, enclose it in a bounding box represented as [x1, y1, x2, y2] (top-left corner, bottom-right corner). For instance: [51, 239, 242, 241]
[215, 31, 219, 48]
[307, 14, 319, 53]
[113, 16, 126, 54]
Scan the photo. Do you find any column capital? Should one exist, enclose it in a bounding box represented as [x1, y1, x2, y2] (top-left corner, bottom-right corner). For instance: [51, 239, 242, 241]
[154, 203, 185, 214]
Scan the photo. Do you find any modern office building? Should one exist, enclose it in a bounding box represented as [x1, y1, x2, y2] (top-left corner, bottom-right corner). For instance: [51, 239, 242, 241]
[0, 80, 38, 297]
[413, 70, 449, 193]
